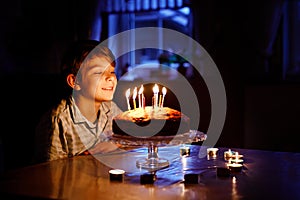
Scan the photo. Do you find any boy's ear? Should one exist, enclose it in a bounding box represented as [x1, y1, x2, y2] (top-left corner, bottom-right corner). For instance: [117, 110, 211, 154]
[66, 74, 81, 90]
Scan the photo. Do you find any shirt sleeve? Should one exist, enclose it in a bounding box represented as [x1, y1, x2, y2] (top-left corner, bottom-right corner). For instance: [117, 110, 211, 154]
[34, 110, 68, 163]
[48, 115, 69, 161]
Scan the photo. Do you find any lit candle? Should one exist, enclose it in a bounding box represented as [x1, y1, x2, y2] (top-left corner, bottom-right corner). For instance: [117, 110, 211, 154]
[152, 96, 155, 108]
[153, 84, 159, 108]
[142, 93, 145, 109]
[230, 152, 244, 164]
[227, 163, 243, 172]
[224, 149, 233, 161]
[231, 151, 243, 159]
[229, 158, 244, 164]
[207, 147, 219, 158]
[180, 145, 190, 157]
[158, 94, 162, 108]
[126, 88, 131, 111]
[138, 85, 144, 108]
[227, 155, 243, 172]
[133, 87, 137, 110]
[160, 87, 167, 107]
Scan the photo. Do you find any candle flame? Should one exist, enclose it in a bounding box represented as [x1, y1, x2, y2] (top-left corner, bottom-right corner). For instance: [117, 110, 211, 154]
[162, 87, 167, 95]
[153, 84, 159, 93]
[138, 85, 144, 94]
[133, 87, 137, 99]
[126, 88, 130, 98]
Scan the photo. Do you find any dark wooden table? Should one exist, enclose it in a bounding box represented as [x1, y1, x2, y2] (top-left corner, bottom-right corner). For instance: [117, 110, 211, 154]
[0, 145, 300, 200]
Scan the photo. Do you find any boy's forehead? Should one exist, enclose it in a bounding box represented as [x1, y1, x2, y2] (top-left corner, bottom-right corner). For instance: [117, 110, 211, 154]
[82, 55, 114, 70]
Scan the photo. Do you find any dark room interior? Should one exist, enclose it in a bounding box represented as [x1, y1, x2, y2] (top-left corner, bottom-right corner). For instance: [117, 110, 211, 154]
[0, 0, 300, 192]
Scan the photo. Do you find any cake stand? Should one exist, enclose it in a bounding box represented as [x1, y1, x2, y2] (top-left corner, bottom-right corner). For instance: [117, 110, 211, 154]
[109, 130, 207, 171]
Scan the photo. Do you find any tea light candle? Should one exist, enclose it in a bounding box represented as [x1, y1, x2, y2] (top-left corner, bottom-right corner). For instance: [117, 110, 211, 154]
[109, 169, 125, 181]
[180, 146, 190, 157]
[229, 158, 244, 164]
[184, 173, 200, 184]
[224, 150, 244, 161]
[227, 163, 243, 172]
[217, 167, 231, 177]
[224, 149, 233, 161]
[140, 173, 156, 184]
[207, 147, 219, 158]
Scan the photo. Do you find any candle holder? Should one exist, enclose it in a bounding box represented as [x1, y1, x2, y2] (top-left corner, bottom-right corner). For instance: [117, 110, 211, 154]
[140, 173, 156, 184]
[229, 158, 244, 164]
[224, 150, 244, 161]
[227, 163, 243, 172]
[217, 167, 231, 177]
[180, 145, 191, 157]
[184, 173, 200, 184]
[224, 149, 234, 161]
[207, 147, 219, 159]
[231, 153, 243, 160]
[109, 169, 125, 181]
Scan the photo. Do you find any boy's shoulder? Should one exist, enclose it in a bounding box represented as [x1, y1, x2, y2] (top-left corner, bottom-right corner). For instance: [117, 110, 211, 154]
[40, 97, 71, 119]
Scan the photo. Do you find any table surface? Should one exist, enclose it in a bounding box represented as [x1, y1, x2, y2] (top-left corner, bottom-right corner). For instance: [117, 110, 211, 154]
[0, 145, 300, 200]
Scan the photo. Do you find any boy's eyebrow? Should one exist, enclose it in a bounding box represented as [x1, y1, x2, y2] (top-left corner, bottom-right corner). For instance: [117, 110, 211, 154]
[87, 64, 114, 71]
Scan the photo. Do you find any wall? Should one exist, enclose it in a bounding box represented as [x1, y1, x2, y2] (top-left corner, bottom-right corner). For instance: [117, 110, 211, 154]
[244, 83, 300, 152]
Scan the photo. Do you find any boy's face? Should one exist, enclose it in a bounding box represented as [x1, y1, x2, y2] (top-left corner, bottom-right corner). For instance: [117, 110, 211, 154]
[77, 55, 117, 102]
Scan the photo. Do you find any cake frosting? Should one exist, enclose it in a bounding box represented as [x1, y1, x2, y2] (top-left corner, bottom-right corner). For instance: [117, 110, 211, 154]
[112, 106, 190, 138]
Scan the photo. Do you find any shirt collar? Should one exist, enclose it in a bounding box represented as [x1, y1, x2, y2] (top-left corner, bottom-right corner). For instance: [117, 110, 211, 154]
[70, 96, 111, 125]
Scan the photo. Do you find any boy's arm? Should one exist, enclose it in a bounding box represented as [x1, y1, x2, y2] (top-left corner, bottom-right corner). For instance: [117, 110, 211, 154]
[47, 117, 69, 161]
[34, 112, 68, 163]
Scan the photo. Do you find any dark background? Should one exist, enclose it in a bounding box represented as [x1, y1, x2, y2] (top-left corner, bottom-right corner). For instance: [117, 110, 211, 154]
[1, 0, 299, 172]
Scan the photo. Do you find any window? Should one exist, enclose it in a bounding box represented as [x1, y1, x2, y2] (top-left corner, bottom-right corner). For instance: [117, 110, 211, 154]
[99, 0, 192, 80]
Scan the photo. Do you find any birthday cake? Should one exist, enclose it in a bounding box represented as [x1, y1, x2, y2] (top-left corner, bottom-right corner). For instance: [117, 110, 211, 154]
[112, 106, 190, 138]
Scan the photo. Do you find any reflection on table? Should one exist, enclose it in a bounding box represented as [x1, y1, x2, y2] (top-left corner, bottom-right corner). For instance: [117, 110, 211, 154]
[0, 145, 300, 200]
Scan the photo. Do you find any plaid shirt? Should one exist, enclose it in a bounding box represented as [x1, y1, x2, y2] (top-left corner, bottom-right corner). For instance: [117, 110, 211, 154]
[34, 96, 122, 163]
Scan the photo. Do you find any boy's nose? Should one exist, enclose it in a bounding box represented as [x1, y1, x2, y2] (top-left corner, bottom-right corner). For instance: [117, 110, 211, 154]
[107, 76, 113, 81]
[105, 73, 115, 81]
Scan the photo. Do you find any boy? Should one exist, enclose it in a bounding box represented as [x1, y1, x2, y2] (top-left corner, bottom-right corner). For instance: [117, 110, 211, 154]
[34, 40, 122, 163]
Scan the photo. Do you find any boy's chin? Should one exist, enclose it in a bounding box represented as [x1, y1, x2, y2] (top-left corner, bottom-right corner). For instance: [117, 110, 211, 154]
[95, 97, 113, 102]
[101, 98, 113, 102]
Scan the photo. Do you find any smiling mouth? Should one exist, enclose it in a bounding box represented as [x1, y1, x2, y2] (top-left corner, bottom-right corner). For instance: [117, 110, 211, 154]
[102, 87, 114, 91]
